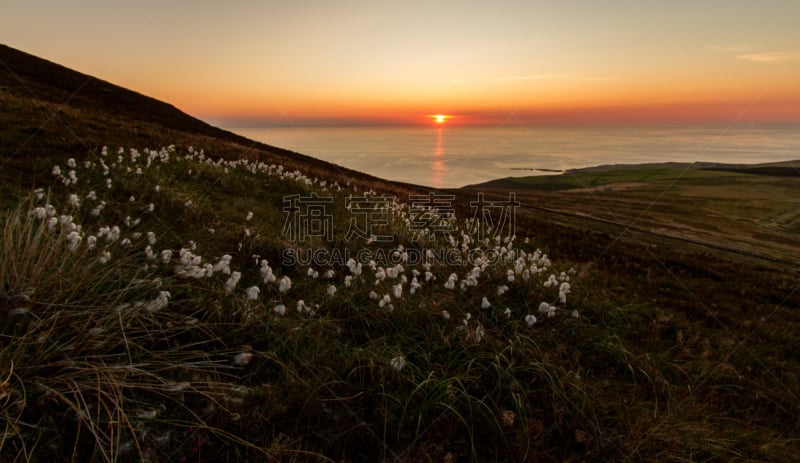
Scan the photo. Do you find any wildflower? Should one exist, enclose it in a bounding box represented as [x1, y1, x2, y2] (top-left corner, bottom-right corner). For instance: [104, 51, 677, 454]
[246, 211, 253, 221]
[145, 291, 171, 312]
[68, 194, 80, 207]
[47, 217, 58, 230]
[392, 283, 403, 299]
[147, 231, 156, 245]
[31, 207, 47, 219]
[307, 267, 319, 279]
[66, 231, 82, 252]
[481, 297, 491, 309]
[442, 310, 450, 320]
[160, 249, 172, 264]
[379, 294, 391, 308]
[327, 285, 337, 296]
[507, 269, 515, 282]
[409, 277, 421, 294]
[233, 351, 253, 366]
[444, 273, 457, 290]
[323, 269, 335, 279]
[296, 300, 307, 313]
[504, 307, 512, 318]
[260, 261, 276, 283]
[147, 203, 155, 212]
[86, 235, 97, 249]
[390, 356, 406, 372]
[52, 165, 61, 176]
[278, 276, 292, 293]
[344, 275, 353, 288]
[99, 250, 111, 264]
[571, 309, 580, 318]
[245, 286, 260, 301]
[525, 314, 537, 326]
[213, 255, 232, 275]
[497, 285, 508, 296]
[225, 271, 242, 294]
[273, 304, 286, 315]
[474, 323, 485, 343]
[425, 271, 434, 282]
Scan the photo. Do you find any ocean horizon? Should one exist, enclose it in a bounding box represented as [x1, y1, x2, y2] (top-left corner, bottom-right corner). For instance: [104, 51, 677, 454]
[226, 124, 800, 189]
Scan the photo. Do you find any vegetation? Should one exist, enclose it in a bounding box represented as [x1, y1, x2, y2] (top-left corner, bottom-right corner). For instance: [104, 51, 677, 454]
[1, 44, 799, 462]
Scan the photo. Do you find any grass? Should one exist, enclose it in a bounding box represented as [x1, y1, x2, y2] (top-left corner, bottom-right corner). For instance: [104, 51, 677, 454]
[1, 145, 798, 462]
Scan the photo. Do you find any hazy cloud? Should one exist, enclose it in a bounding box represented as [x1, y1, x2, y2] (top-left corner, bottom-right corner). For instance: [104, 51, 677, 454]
[737, 51, 800, 63]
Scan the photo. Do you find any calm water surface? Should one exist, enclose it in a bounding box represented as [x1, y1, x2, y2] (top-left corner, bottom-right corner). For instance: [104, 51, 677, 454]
[226, 125, 800, 189]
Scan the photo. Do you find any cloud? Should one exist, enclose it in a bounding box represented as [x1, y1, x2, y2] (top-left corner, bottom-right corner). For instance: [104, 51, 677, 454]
[736, 51, 800, 63]
[491, 74, 557, 81]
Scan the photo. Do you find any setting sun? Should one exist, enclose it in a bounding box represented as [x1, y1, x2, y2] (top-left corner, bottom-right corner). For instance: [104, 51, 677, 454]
[432, 114, 450, 124]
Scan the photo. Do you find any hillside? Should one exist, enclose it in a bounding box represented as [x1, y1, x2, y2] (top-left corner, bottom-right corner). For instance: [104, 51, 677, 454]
[1, 45, 799, 462]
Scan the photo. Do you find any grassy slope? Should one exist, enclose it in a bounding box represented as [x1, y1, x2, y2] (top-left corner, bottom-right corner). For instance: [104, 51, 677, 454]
[1, 45, 799, 462]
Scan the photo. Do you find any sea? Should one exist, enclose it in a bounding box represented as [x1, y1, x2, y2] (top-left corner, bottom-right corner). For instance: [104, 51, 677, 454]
[225, 124, 800, 189]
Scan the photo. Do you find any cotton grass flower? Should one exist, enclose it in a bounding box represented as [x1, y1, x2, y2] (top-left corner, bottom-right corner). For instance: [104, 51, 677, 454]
[525, 314, 537, 326]
[481, 297, 491, 309]
[389, 356, 406, 372]
[245, 286, 260, 301]
[273, 304, 286, 315]
[278, 276, 292, 293]
[225, 272, 242, 294]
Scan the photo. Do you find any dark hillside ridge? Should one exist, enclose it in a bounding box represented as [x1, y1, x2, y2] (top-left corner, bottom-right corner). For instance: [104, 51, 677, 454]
[0, 44, 384, 186]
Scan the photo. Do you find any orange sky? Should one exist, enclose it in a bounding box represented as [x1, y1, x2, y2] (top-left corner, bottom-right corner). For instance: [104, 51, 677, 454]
[3, 1, 799, 126]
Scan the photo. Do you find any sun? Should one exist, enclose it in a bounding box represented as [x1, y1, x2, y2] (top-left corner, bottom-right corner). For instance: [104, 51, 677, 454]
[431, 114, 451, 124]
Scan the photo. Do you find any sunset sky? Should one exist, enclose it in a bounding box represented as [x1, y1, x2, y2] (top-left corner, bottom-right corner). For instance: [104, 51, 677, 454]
[3, 1, 799, 126]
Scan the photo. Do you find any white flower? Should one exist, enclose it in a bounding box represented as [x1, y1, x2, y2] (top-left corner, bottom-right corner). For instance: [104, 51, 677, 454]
[481, 297, 491, 309]
[344, 275, 353, 288]
[307, 268, 319, 279]
[278, 276, 292, 293]
[497, 285, 508, 296]
[52, 165, 61, 176]
[245, 286, 260, 301]
[273, 304, 286, 315]
[444, 273, 457, 290]
[213, 255, 232, 275]
[389, 356, 406, 372]
[525, 314, 537, 326]
[146, 291, 171, 312]
[504, 308, 512, 318]
[296, 300, 307, 313]
[474, 323, 485, 343]
[232, 351, 253, 366]
[327, 285, 337, 296]
[442, 310, 451, 320]
[225, 271, 242, 294]
[392, 284, 403, 299]
[379, 294, 391, 308]
[260, 261, 276, 283]
[246, 211, 253, 221]
[538, 302, 550, 314]
[68, 194, 80, 207]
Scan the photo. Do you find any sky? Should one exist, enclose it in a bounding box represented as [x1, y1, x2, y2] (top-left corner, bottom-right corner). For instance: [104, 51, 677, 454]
[2, 0, 800, 126]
